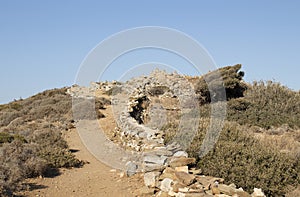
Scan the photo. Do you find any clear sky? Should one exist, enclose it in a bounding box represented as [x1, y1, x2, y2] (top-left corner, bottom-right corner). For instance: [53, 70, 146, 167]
[0, 0, 299, 104]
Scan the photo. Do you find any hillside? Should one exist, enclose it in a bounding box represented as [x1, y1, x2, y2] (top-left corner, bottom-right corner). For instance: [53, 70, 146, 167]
[0, 65, 300, 196]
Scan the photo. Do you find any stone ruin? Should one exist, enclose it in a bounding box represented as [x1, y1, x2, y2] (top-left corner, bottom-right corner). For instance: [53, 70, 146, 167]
[67, 70, 266, 197]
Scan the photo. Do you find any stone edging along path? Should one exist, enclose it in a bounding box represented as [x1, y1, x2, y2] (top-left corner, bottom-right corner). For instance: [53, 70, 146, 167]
[68, 70, 266, 197]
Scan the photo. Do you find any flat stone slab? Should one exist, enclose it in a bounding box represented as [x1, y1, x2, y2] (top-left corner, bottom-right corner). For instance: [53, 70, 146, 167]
[169, 157, 196, 168]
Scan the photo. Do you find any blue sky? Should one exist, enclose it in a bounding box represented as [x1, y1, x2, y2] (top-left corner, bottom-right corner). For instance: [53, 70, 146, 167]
[0, 1, 299, 103]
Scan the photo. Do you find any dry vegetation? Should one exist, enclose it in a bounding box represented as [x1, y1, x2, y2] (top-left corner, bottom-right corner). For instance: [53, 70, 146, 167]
[163, 65, 300, 196]
[1, 65, 299, 196]
[0, 88, 109, 196]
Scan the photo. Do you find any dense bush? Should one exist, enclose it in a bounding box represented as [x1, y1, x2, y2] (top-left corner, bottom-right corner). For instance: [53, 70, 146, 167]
[194, 64, 247, 104]
[29, 129, 83, 168]
[227, 81, 300, 129]
[163, 118, 300, 196]
[0, 141, 47, 196]
[190, 122, 300, 196]
[0, 132, 26, 144]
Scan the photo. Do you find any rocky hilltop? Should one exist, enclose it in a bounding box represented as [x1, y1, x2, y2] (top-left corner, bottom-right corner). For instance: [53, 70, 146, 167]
[67, 66, 268, 197]
[1, 65, 299, 197]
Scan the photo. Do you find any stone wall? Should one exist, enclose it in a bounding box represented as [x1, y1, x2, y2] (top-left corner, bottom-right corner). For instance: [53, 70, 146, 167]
[67, 70, 266, 197]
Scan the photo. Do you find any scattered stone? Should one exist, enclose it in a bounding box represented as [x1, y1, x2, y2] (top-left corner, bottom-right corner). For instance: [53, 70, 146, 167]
[125, 161, 138, 176]
[156, 191, 169, 197]
[169, 157, 196, 168]
[179, 187, 190, 193]
[143, 163, 166, 172]
[218, 184, 236, 196]
[160, 178, 174, 192]
[185, 193, 210, 197]
[211, 181, 221, 195]
[172, 182, 187, 192]
[144, 171, 161, 188]
[173, 151, 189, 157]
[135, 186, 155, 196]
[235, 188, 251, 197]
[175, 171, 196, 186]
[175, 166, 189, 173]
[160, 167, 178, 181]
[189, 182, 204, 190]
[195, 176, 224, 190]
[213, 184, 251, 197]
[251, 188, 266, 197]
[168, 190, 177, 196]
[119, 172, 125, 178]
[189, 168, 202, 175]
[147, 149, 174, 156]
[143, 154, 167, 165]
[188, 188, 205, 193]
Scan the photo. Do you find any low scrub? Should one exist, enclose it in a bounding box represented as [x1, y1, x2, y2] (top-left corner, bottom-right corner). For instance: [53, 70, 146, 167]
[193, 122, 300, 196]
[0, 88, 91, 196]
[193, 64, 247, 104]
[0, 141, 47, 196]
[227, 81, 300, 129]
[163, 119, 300, 196]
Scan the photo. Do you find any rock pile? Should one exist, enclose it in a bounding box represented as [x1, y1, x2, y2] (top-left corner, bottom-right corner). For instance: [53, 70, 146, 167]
[67, 70, 266, 197]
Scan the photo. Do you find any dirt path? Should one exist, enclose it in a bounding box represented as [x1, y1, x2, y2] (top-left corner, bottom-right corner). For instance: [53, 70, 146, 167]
[20, 101, 144, 197]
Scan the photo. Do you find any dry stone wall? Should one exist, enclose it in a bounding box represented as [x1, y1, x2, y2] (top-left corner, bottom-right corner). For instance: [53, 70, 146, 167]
[67, 70, 266, 197]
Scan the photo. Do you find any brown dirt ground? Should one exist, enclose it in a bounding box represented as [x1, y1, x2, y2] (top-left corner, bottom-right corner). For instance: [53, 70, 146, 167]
[18, 95, 145, 197]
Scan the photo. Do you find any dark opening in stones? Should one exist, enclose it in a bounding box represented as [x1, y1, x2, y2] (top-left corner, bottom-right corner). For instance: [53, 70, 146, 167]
[129, 96, 150, 124]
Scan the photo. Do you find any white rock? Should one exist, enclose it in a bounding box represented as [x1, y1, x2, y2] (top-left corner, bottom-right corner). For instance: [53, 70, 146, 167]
[252, 188, 266, 197]
[143, 155, 167, 165]
[174, 192, 185, 197]
[173, 151, 188, 157]
[144, 171, 160, 188]
[160, 178, 173, 192]
[178, 187, 189, 192]
[175, 166, 189, 173]
[168, 190, 176, 196]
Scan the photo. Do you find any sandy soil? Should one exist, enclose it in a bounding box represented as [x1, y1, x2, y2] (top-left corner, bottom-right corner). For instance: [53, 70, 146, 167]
[19, 98, 145, 197]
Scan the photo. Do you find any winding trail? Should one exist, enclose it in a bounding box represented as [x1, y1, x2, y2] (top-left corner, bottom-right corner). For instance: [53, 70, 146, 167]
[19, 104, 144, 197]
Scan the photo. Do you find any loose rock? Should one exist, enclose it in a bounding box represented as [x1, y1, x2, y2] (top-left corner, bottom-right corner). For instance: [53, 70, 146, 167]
[144, 171, 161, 188]
[169, 157, 196, 168]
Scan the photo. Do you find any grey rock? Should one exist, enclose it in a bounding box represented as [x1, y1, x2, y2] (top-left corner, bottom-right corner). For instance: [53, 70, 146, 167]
[145, 149, 173, 157]
[173, 151, 188, 158]
[160, 178, 173, 192]
[143, 163, 166, 172]
[143, 155, 167, 165]
[125, 161, 138, 176]
[144, 171, 161, 188]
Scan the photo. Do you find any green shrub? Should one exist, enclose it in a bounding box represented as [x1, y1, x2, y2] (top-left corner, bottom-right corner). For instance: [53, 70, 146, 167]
[0, 141, 47, 196]
[227, 81, 300, 129]
[0, 132, 14, 144]
[29, 129, 83, 168]
[0, 132, 27, 145]
[38, 148, 83, 168]
[186, 121, 300, 196]
[0, 88, 85, 196]
[194, 64, 247, 104]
